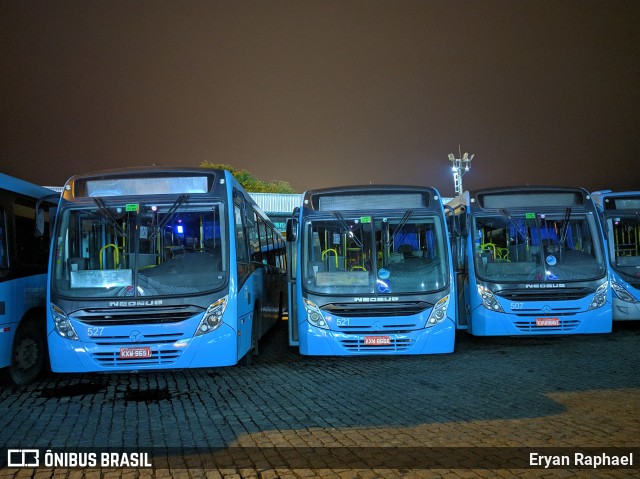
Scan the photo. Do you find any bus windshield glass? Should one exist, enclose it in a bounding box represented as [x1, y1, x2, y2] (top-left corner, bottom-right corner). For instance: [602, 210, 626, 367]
[608, 215, 640, 277]
[51, 200, 227, 298]
[473, 211, 605, 282]
[302, 214, 448, 295]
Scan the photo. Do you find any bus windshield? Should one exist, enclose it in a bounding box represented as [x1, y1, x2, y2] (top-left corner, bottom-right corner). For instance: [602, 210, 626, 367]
[52, 200, 227, 298]
[302, 214, 448, 295]
[608, 215, 640, 279]
[473, 211, 605, 282]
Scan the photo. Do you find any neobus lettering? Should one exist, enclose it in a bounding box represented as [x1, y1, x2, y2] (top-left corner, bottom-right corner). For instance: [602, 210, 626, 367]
[108, 300, 164, 307]
[524, 284, 566, 289]
[353, 297, 399, 302]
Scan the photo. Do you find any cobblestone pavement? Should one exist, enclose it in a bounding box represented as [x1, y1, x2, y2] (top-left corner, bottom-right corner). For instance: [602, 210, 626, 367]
[0, 322, 638, 478]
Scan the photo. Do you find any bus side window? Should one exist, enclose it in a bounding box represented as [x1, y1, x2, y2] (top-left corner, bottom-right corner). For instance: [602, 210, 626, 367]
[248, 212, 261, 263]
[234, 204, 250, 283]
[14, 197, 49, 267]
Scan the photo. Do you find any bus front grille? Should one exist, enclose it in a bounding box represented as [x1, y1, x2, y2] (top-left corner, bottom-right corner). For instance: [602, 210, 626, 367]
[496, 288, 592, 302]
[91, 349, 182, 367]
[337, 325, 418, 333]
[513, 319, 581, 332]
[88, 333, 184, 346]
[73, 306, 204, 326]
[339, 337, 414, 352]
[322, 302, 431, 318]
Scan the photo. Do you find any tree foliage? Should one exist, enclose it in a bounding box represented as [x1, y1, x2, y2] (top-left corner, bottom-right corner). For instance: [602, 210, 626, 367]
[200, 161, 295, 193]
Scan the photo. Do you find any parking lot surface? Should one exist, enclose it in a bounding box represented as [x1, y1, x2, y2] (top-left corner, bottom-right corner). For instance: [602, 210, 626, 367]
[0, 322, 638, 478]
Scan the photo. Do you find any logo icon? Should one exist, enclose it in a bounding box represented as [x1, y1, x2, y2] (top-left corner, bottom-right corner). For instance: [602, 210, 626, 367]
[129, 330, 143, 342]
[7, 449, 40, 467]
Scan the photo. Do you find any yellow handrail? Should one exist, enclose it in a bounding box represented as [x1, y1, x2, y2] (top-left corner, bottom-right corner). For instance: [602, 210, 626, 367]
[99, 244, 120, 269]
[480, 243, 496, 259]
[321, 248, 339, 269]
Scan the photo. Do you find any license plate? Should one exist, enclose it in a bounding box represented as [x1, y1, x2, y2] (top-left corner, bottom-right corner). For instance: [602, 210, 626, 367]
[119, 347, 152, 359]
[364, 336, 391, 346]
[536, 318, 560, 327]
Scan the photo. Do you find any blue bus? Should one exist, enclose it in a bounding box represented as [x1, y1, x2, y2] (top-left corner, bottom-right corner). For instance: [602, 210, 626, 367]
[285, 185, 456, 355]
[1, 173, 57, 384]
[592, 190, 640, 320]
[46, 167, 286, 372]
[447, 187, 611, 335]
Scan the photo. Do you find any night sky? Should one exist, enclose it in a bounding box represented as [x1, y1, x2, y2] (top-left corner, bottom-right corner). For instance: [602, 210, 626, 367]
[2, 0, 639, 196]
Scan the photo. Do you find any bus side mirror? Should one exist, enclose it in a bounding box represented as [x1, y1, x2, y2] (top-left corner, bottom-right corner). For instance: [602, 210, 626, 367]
[286, 218, 298, 242]
[452, 236, 467, 272]
[35, 208, 45, 238]
[35, 194, 59, 238]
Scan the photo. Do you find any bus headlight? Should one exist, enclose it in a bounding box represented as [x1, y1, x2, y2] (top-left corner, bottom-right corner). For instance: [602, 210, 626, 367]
[195, 296, 228, 336]
[588, 283, 608, 310]
[477, 285, 505, 312]
[611, 281, 637, 303]
[303, 298, 328, 330]
[426, 295, 449, 327]
[51, 304, 79, 341]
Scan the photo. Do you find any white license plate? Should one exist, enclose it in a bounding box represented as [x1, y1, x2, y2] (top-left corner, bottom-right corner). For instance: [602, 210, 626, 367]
[363, 336, 391, 346]
[119, 347, 152, 359]
[536, 318, 560, 327]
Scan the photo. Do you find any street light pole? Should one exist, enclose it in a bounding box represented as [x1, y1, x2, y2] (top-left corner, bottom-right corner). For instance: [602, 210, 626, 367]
[448, 148, 474, 196]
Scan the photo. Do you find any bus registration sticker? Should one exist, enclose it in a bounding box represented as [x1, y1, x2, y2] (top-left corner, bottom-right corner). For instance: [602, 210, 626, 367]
[120, 347, 152, 359]
[364, 336, 391, 346]
[536, 318, 560, 327]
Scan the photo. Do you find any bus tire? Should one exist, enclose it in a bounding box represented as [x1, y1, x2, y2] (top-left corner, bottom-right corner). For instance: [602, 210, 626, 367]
[10, 317, 47, 385]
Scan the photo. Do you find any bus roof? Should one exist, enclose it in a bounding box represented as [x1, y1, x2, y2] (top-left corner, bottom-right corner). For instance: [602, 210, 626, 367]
[301, 184, 442, 212]
[591, 190, 640, 211]
[61, 166, 225, 199]
[458, 186, 591, 210]
[0, 173, 59, 200]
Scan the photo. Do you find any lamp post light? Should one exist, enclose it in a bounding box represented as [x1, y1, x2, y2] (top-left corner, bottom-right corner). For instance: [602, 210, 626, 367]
[448, 149, 474, 196]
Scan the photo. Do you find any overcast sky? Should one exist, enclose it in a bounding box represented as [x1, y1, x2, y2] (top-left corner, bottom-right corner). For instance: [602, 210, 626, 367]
[2, 0, 639, 196]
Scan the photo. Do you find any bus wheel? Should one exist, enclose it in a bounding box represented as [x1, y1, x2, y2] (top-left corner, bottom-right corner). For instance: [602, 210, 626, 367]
[10, 318, 46, 385]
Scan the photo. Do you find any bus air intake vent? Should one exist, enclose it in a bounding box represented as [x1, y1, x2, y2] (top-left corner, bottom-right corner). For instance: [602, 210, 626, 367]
[339, 337, 414, 353]
[88, 333, 184, 346]
[496, 288, 592, 302]
[513, 319, 581, 332]
[73, 306, 203, 326]
[322, 302, 431, 318]
[91, 349, 182, 367]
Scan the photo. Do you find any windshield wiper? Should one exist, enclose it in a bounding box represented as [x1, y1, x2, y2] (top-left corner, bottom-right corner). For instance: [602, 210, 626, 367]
[499, 208, 529, 244]
[390, 209, 413, 245]
[93, 198, 125, 237]
[559, 207, 572, 248]
[332, 211, 363, 248]
[150, 194, 190, 239]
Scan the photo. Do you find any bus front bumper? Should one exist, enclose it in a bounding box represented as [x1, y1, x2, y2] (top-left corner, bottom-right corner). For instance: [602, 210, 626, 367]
[613, 299, 640, 321]
[468, 305, 612, 336]
[298, 319, 455, 356]
[47, 323, 238, 373]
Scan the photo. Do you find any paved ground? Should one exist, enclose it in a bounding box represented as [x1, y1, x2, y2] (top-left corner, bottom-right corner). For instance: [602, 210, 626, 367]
[0, 322, 638, 478]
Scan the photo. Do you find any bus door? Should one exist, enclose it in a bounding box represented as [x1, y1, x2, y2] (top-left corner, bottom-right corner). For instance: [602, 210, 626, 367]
[447, 208, 470, 329]
[285, 215, 299, 346]
[233, 196, 254, 358]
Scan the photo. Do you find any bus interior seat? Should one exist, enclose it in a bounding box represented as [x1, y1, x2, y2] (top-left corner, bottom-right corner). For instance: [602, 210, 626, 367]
[68, 257, 88, 271]
[308, 261, 325, 276]
[398, 244, 416, 259]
